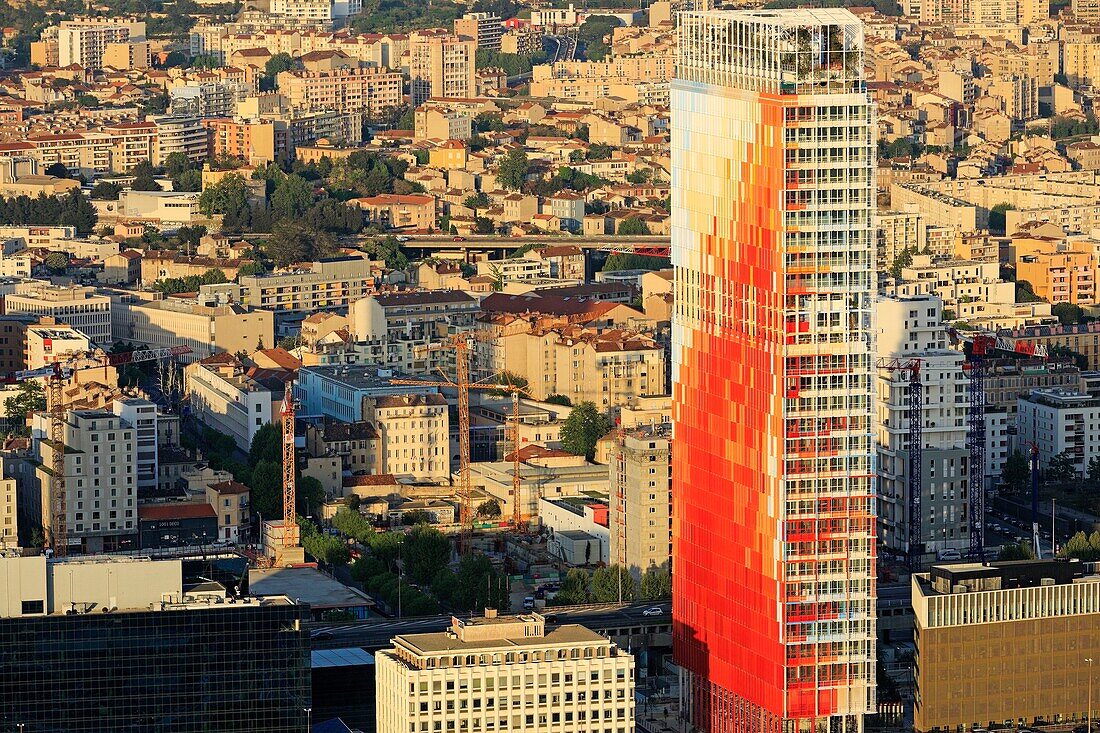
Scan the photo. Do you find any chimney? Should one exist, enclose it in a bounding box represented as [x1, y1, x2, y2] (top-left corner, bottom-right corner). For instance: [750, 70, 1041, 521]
[484, 607, 498, 619]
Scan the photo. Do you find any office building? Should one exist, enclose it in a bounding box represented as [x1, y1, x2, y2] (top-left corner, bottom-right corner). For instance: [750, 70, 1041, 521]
[1017, 388, 1100, 477]
[609, 421, 671, 580]
[454, 12, 503, 50]
[57, 17, 146, 69]
[913, 559, 1100, 732]
[409, 31, 477, 105]
[875, 295, 971, 557]
[0, 555, 310, 732]
[671, 10, 876, 733]
[31, 408, 138, 553]
[375, 611, 635, 733]
[6, 283, 111, 346]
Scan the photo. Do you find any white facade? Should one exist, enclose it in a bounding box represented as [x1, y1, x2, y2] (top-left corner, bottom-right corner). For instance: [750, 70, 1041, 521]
[270, 0, 362, 26]
[113, 398, 158, 495]
[875, 295, 971, 555]
[1017, 388, 1100, 476]
[6, 283, 111, 347]
[58, 18, 146, 68]
[25, 325, 91, 370]
[376, 613, 635, 733]
[539, 498, 610, 564]
[367, 394, 450, 483]
[185, 361, 279, 452]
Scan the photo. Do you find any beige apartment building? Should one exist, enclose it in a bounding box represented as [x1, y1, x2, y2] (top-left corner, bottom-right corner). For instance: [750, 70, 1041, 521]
[375, 612, 635, 733]
[6, 283, 111, 347]
[111, 294, 274, 362]
[0, 478, 16, 549]
[277, 67, 403, 116]
[205, 480, 250, 542]
[409, 31, 476, 105]
[364, 394, 450, 484]
[25, 325, 91, 370]
[33, 408, 138, 553]
[57, 17, 146, 69]
[608, 421, 671, 580]
[238, 257, 380, 312]
[184, 355, 284, 451]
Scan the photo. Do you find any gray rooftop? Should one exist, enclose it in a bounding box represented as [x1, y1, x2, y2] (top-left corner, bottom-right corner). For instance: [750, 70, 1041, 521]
[248, 567, 373, 610]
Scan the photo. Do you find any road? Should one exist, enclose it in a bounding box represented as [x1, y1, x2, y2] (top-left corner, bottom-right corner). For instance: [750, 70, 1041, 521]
[308, 600, 672, 650]
[369, 233, 670, 252]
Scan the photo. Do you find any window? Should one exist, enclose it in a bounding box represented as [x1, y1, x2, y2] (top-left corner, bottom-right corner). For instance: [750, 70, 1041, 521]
[21, 600, 43, 614]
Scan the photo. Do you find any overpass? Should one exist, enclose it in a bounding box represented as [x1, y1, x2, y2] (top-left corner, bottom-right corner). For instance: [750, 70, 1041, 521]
[356, 234, 672, 262]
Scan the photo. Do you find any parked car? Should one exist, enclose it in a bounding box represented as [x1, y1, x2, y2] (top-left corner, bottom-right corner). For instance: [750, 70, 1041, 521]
[937, 548, 962, 561]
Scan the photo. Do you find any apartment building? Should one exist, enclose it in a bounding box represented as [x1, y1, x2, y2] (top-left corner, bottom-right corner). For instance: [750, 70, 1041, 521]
[32, 409, 138, 553]
[112, 398, 157, 495]
[1015, 238, 1097, 305]
[238, 257, 380, 312]
[896, 255, 1014, 309]
[364, 393, 450, 483]
[305, 418, 381, 475]
[269, 0, 363, 27]
[184, 355, 286, 451]
[6, 283, 111, 346]
[205, 480, 250, 542]
[297, 365, 438, 423]
[1004, 321, 1100, 370]
[876, 210, 925, 270]
[350, 290, 480, 375]
[875, 295, 972, 557]
[409, 31, 477, 105]
[25, 324, 91, 370]
[502, 29, 542, 55]
[150, 115, 209, 165]
[277, 67, 403, 116]
[984, 359, 1080, 419]
[102, 39, 150, 69]
[169, 81, 251, 118]
[375, 612, 635, 733]
[1017, 388, 1100, 477]
[355, 193, 437, 230]
[608, 421, 671, 580]
[0, 478, 16, 549]
[914, 560, 1100, 733]
[414, 106, 472, 141]
[111, 293, 274, 363]
[57, 18, 146, 69]
[454, 12, 503, 50]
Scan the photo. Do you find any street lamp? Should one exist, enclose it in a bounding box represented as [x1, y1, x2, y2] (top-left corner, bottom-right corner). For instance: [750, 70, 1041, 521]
[304, 706, 312, 731]
[1087, 657, 1094, 733]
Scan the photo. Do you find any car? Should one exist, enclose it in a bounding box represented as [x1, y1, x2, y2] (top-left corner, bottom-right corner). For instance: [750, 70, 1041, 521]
[543, 614, 559, 624]
[522, 596, 535, 610]
[641, 606, 664, 617]
[453, 235, 466, 241]
[312, 631, 333, 642]
[937, 549, 962, 561]
[395, 235, 410, 242]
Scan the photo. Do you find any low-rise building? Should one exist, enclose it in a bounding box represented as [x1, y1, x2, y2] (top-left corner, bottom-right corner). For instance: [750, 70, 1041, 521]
[375, 612, 635, 733]
[540, 496, 609, 565]
[25, 324, 91, 370]
[205, 480, 250, 542]
[914, 560, 1100, 733]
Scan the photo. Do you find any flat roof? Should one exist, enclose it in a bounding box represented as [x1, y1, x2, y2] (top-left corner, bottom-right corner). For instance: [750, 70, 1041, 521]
[311, 647, 375, 669]
[397, 623, 604, 654]
[248, 566, 373, 609]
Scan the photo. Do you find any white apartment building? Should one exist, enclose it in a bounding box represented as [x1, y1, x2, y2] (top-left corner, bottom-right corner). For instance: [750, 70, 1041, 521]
[112, 398, 158, 495]
[1017, 388, 1100, 477]
[270, 0, 363, 27]
[608, 421, 671, 579]
[455, 12, 503, 50]
[150, 116, 209, 165]
[876, 294, 972, 557]
[25, 324, 91, 370]
[409, 32, 477, 106]
[375, 612, 635, 733]
[476, 258, 552, 285]
[896, 255, 1015, 310]
[169, 82, 251, 118]
[238, 257, 380, 312]
[184, 358, 283, 452]
[58, 18, 146, 69]
[33, 409, 138, 553]
[5, 283, 111, 346]
[365, 394, 450, 483]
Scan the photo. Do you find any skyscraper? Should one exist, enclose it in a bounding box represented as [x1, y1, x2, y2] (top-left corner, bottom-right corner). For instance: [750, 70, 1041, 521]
[671, 9, 876, 733]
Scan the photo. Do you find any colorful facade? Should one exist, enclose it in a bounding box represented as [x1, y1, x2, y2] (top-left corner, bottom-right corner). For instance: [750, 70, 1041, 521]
[671, 9, 877, 733]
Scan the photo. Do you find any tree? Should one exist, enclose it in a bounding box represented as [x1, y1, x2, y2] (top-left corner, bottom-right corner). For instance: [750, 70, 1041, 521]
[988, 202, 1016, 235]
[199, 174, 250, 218]
[298, 475, 325, 516]
[361, 235, 409, 270]
[586, 143, 613, 161]
[998, 541, 1036, 561]
[616, 217, 651, 236]
[544, 394, 572, 407]
[463, 192, 490, 212]
[344, 494, 362, 511]
[264, 52, 300, 90]
[1001, 450, 1030, 495]
[1052, 302, 1085, 326]
[1060, 531, 1097, 560]
[131, 172, 162, 192]
[44, 162, 68, 178]
[43, 251, 69, 272]
[1047, 451, 1077, 483]
[1088, 456, 1100, 485]
[403, 523, 451, 585]
[90, 181, 122, 200]
[4, 381, 45, 435]
[560, 401, 612, 460]
[640, 567, 672, 601]
[497, 148, 529, 191]
[163, 152, 193, 178]
[591, 564, 636, 602]
[173, 168, 202, 193]
[603, 252, 669, 271]
[266, 221, 335, 267]
[889, 247, 914, 279]
[402, 509, 433, 525]
[270, 174, 315, 221]
[476, 499, 501, 518]
[1049, 344, 1088, 370]
[554, 568, 591, 605]
[237, 261, 267, 277]
[58, 191, 97, 233]
[248, 459, 282, 519]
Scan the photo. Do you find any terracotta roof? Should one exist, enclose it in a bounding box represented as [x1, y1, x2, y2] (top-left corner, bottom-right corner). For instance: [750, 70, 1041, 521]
[208, 480, 250, 495]
[343, 473, 399, 487]
[374, 393, 448, 408]
[139, 503, 217, 520]
[255, 347, 302, 371]
[505, 444, 573, 461]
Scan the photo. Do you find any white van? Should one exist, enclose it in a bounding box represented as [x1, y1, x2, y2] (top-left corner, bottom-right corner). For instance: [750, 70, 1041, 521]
[937, 548, 962, 561]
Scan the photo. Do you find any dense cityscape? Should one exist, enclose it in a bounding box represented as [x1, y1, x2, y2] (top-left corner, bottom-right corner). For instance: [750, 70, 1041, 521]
[0, 0, 1099, 731]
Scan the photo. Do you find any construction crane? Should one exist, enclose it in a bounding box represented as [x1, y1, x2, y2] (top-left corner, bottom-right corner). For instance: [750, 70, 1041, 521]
[15, 345, 192, 557]
[282, 380, 298, 550]
[876, 357, 923, 570]
[1028, 441, 1042, 558]
[596, 241, 671, 259]
[391, 335, 529, 538]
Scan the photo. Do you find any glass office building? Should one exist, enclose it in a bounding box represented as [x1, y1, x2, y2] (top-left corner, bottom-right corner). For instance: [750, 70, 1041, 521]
[0, 599, 311, 732]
